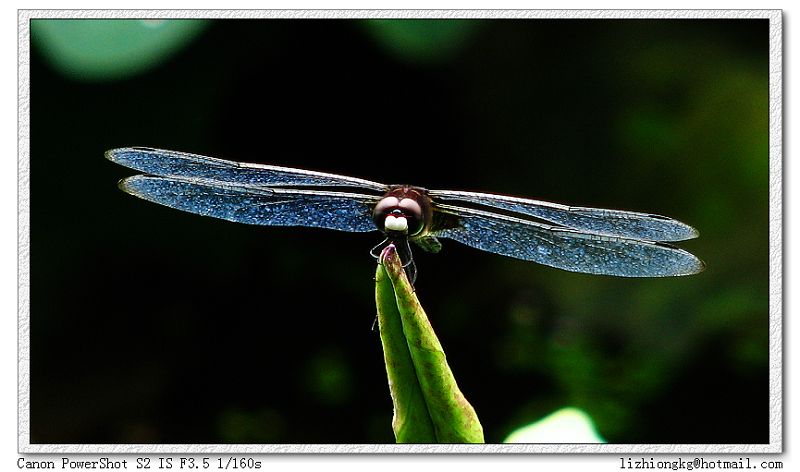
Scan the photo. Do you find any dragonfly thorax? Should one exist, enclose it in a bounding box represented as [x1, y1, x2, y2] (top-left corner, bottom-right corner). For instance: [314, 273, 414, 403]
[372, 186, 432, 238]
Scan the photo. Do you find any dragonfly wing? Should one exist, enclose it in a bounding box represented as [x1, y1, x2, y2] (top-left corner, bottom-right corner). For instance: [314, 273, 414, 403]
[430, 203, 705, 277]
[106, 147, 389, 191]
[428, 190, 698, 242]
[120, 175, 380, 232]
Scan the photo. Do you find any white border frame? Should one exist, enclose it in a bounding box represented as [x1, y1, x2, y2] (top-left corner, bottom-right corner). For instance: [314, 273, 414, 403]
[18, 9, 782, 454]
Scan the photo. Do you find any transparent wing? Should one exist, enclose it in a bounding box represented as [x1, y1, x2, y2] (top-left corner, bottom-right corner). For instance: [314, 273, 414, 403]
[106, 147, 389, 192]
[428, 189, 698, 242]
[430, 203, 704, 277]
[120, 175, 381, 232]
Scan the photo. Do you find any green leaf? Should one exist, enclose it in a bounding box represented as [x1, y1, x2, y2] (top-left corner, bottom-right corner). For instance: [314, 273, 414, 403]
[375, 244, 484, 443]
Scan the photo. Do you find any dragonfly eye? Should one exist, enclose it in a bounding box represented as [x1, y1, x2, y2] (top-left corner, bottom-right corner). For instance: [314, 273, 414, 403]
[373, 197, 425, 236]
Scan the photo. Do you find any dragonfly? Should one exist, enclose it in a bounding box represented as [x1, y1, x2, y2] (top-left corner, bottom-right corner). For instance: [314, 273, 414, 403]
[105, 147, 704, 282]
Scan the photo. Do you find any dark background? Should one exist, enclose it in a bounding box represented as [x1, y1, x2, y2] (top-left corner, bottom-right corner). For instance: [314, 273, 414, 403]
[29, 18, 770, 444]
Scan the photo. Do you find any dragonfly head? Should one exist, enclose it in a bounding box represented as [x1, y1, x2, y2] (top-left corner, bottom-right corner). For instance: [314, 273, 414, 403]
[384, 209, 410, 233]
[373, 186, 430, 238]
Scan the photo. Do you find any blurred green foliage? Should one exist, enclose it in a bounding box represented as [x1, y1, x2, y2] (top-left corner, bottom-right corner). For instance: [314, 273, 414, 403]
[364, 20, 478, 63]
[31, 19, 208, 81]
[217, 407, 286, 443]
[504, 407, 605, 443]
[303, 347, 354, 406]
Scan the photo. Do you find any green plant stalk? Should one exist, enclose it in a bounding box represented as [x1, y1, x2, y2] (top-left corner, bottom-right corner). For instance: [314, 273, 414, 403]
[375, 244, 484, 443]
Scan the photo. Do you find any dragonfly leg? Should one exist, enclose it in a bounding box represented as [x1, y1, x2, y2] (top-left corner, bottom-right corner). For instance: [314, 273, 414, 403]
[396, 237, 418, 285]
[369, 237, 389, 259]
[373, 236, 418, 285]
[404, 259, 418, 286]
